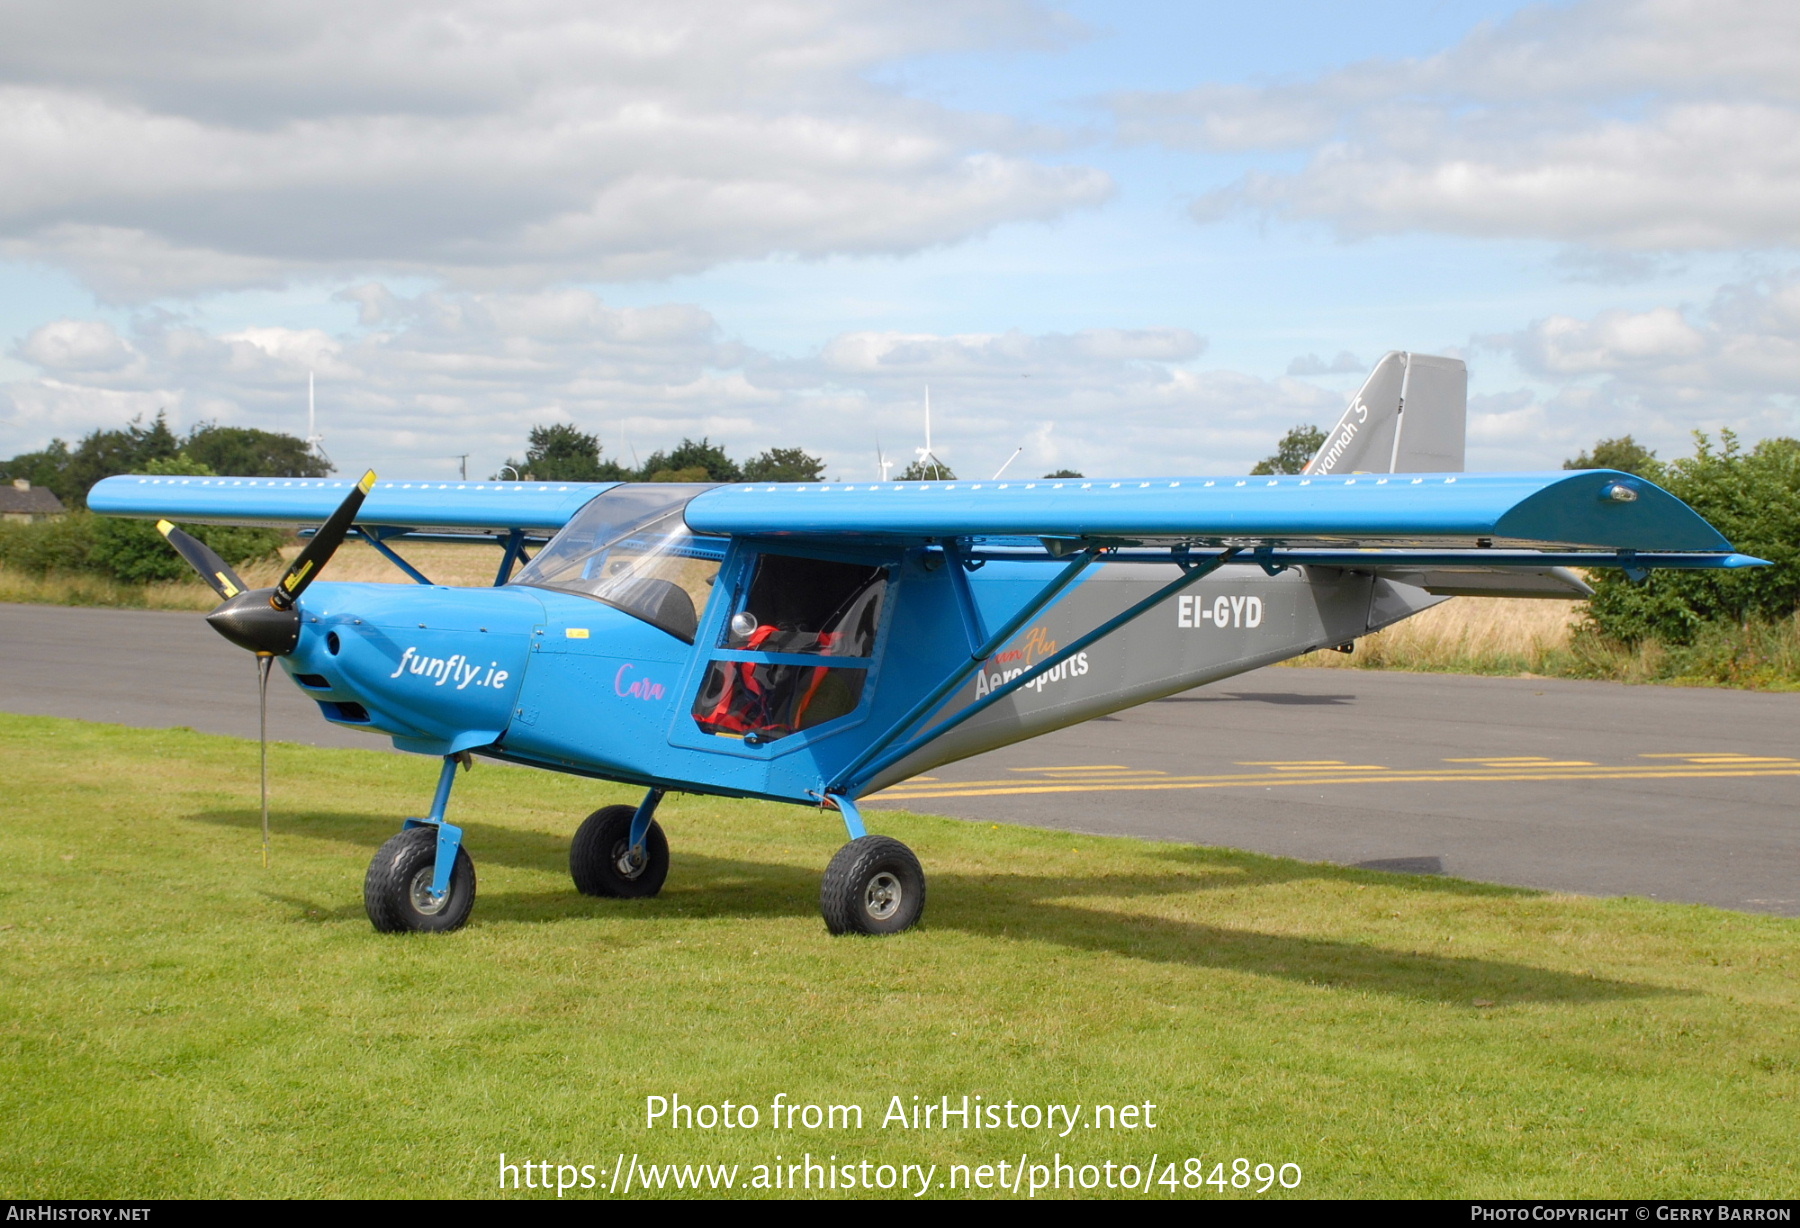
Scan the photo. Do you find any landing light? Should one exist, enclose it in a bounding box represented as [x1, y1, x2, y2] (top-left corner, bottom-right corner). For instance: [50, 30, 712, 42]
[1601, 481, 1639, 503]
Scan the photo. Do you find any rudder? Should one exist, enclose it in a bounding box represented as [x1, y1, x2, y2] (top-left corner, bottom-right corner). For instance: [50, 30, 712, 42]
[1305, 351, 1466, 475]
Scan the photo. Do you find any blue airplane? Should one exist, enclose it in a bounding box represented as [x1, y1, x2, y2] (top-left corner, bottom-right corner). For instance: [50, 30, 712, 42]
[89, 354, 1761, 937]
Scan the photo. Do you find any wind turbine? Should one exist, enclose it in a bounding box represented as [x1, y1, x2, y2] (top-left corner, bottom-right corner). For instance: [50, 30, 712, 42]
[306, 372, 333, 470]
[915, 386, 949, 480]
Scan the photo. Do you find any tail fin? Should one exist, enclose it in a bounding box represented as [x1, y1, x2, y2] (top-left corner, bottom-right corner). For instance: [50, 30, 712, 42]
[1305, 352, 1466, 476]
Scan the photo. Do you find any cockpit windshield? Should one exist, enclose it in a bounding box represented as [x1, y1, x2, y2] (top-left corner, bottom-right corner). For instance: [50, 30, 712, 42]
[510, 484, 724, 642]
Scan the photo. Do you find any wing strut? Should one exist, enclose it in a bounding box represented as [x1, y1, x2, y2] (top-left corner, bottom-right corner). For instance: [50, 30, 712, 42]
[355, 528, 434, 585]
[831, 547, 1241, 798]
[828, 544, 1103, 795]
[494, 529, 530, 586]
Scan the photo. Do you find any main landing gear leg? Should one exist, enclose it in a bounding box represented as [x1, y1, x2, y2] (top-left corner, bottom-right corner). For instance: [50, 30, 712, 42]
[571, 787, 670, 898]
[820, 795, 925, 936]
[365, 754, 476, 933]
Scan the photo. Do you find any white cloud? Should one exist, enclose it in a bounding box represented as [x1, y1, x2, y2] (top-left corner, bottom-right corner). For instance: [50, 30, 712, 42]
[1, 285, 1338, 478]
[1469, 269, 1800, 466]
[0, 1, 1110, 301]
[1512, 307, 1706, 376]
[1116, 0, 1800, 251]
[16, 319, 137, 373]
[1286, 351, 1363, 376]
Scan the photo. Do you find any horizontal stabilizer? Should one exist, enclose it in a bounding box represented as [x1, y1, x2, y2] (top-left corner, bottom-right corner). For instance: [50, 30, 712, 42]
[1366, 565, 1592, 599]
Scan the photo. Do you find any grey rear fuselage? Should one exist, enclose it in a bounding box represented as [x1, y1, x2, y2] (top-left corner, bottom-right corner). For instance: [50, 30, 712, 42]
[866, 561, 1440, 791]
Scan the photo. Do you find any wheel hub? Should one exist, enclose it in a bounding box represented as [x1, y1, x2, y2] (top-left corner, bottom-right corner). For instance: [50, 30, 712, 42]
[612, 840, 646, 879]
[864, 871, 902, 921]
[408, 867, 450, 916]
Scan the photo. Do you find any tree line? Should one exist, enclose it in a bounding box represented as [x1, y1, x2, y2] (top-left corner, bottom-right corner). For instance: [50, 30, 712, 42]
[498, 425, 827, 483]
[0, 411, 330, 508]
[30, 407, 1786, 650]
[501, 423, 1086, 483]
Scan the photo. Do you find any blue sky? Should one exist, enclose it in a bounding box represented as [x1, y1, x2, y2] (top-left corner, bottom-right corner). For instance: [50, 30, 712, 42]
[1, 0, 1793, 479]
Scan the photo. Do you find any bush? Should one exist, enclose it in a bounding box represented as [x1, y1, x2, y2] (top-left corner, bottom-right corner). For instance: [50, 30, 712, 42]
[1582, 432, 1800, 644]
[87, 517, 282, 584]
[0, 513, 281, 586]
[0, 512, 101, 575]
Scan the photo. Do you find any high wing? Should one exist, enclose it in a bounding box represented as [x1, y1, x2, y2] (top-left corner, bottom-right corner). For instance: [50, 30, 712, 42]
[93, 470, 1758, 579]
[88, 475, 620, 534]
[683, 470, 1748, 562]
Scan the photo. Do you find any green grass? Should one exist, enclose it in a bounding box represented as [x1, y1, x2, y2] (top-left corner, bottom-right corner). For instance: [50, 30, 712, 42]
[2, 714, 1796, 1199]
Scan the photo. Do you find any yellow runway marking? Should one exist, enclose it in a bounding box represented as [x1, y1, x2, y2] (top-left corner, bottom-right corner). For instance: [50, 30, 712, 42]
[1269, 764, 1386, 771]
[874, 756, 1800, 802]
[1022, 759, 1130, 770]
[1010, 765, 1143, 773]
[1639, 753, 1798, 761]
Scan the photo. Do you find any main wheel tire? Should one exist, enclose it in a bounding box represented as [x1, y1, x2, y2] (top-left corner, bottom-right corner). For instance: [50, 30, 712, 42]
[820, 835, 925, 936]
[364, 826, 476, 933]
[570, 804, 669, 898]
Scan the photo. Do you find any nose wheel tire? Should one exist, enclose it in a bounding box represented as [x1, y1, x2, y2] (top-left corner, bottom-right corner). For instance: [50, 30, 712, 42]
[821, 836, 925, 936]
[365, 826, 476, 933]
[571, 804, 670, 898]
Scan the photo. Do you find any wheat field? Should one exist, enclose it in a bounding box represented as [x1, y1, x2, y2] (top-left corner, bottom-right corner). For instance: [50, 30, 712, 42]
[1281, 596, 1584, 674]
[0, 539, 512, 611]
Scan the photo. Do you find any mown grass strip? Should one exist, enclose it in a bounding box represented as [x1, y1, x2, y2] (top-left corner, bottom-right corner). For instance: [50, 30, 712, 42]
[1, 714, 1796, 1199]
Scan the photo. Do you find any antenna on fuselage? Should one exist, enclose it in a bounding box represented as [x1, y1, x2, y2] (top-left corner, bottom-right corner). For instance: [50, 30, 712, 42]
[991, 446, 1022, 481]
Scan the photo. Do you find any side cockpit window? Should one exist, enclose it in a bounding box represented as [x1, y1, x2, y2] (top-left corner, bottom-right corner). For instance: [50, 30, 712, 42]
[692, 554, 886, 741]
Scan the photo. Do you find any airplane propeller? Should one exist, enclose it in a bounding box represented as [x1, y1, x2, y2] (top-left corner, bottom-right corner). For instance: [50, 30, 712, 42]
[157, 470, 377, 866]
[193, 470, 376, 656]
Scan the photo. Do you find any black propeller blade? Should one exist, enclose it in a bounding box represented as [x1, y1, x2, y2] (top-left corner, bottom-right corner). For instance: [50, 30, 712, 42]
[156, 520, 248, 600]
[273, 469, 376, 610]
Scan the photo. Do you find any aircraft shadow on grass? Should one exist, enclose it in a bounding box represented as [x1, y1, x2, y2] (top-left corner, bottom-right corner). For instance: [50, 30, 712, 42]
[198, 806, 1668, 1007]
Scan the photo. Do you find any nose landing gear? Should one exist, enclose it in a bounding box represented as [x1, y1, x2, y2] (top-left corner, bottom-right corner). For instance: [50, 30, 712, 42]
[364, 753, 476, 933]
[365, 826, 476, 932]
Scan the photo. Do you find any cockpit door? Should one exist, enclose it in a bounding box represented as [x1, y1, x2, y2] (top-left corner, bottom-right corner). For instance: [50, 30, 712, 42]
[671, 544, 893, 757]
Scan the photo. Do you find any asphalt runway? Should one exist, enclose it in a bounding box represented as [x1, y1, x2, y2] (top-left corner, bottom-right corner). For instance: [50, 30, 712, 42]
[4, 601, 1797, 915]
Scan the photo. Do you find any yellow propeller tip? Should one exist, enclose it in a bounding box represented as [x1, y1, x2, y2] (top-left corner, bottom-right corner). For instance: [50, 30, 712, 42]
[156, 519, 175, 536]
[358, 470, 377, 493]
